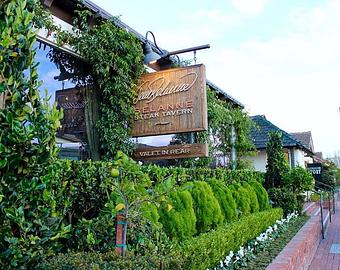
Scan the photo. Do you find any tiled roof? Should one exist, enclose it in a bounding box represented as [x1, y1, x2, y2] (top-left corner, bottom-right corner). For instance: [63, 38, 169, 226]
[315, 152, 323, 159]
[250, 115, 312, 154]
[289, 131, 314, 152]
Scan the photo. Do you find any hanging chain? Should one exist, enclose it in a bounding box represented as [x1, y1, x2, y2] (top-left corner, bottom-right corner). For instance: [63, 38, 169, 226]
[194, 50, 197, 64]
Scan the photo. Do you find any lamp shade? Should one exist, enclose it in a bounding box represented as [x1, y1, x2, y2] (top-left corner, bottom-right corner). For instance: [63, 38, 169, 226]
[144, 42, 161, 64]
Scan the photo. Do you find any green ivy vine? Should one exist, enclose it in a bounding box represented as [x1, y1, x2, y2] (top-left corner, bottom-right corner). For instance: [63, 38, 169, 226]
[175, 87, 255, 168]
[36, 4, 145, 159]
[0, 0, 66, 267]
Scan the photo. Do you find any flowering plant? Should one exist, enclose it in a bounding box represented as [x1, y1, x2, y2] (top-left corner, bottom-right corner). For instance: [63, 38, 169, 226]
[210, 212, 299, 270]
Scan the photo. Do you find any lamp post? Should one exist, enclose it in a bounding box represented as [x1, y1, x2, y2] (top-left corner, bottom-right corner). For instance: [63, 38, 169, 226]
[143, 30, 210, 65]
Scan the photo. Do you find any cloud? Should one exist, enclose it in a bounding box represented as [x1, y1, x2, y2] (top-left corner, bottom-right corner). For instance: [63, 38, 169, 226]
[200, 0, 340, 155]
[231, 0, 270, 15]
[178, 9, 241, 25]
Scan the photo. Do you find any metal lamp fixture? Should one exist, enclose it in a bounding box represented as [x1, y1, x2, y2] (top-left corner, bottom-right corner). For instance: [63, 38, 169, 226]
[143, 30, 210, 65]
[143, 41, 162, 64]
[143, 31, 164, 64]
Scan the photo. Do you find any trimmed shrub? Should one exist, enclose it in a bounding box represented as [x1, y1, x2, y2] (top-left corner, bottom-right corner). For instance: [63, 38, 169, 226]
[159, 190, 196, 240]
[185, 181, 224, 233]
[241, 182, 260, 213]
[176, 208, 283, 270]
[37, 251, 182, 270]
[268, 187, 299, 215]
[144, 165, 265, 186]
[249, 180, 270, 210]
[208, 179, 238, 222]
[140, 202, 160, 225]
[264, 131, 290, 189]
[230, 183, 251, 217]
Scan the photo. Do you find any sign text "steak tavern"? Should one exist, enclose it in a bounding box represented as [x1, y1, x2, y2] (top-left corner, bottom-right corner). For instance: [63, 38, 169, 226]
[131, 65, 207, 137]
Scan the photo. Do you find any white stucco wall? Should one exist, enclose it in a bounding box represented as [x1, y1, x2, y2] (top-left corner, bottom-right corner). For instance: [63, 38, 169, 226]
[245, 148, 311, 172]
[292, 149, 305, 168]
[245, 150, 267, 172]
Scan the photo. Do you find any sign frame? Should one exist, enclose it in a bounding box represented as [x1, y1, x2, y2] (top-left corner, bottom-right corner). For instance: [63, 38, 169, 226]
[131, 64, 207, 137]
[307, 163, 322, 182]
[133, 143, 209, 161]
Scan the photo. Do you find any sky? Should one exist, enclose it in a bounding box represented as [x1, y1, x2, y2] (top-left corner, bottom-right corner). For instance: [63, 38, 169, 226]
[91, 0, 340, 157]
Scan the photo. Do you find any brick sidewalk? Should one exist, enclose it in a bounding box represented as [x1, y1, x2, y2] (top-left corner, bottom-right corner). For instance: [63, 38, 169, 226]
[309, 198, 340, 270]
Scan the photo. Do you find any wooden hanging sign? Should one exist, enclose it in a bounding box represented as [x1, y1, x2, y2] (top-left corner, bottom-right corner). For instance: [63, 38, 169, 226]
[133, 143, 209, 160]
[131, 64, 208, 137]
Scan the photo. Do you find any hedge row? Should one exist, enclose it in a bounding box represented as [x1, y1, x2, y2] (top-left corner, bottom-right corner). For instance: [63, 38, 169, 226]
[38, 208, 283, 270]
[37, 252, 182, 270]
[177, 208, 283, 270]
[145, 165, 265, 185]
[158, 180, 270, 239]
[1, 156, 270, 268]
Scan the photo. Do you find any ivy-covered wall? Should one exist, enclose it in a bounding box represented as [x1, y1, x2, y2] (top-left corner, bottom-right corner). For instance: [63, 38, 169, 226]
[35, 1, 254, 164]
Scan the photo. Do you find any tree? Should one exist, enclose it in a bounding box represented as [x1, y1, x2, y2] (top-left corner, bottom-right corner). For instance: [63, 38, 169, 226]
[0, 1, 64, 267]
[317, 163, 336, 191]
[264, 131, 289, 189]
[283, 166, 314, 194]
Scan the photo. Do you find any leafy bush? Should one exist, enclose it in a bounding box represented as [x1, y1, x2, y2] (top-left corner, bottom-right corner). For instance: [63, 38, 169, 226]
[185, 181, 224, 233]
[208, 179, 238, 222]
[310, 192, 320, 202]
[248, 180, 270, 210]
[230, 183, 251, 217]
[0, 1, 64, 268]
[318, 163, 336, 191]
[70, 215, 116, 252]
[283, 166, 314, 193]
[175, 208, 283, 270]
[268, 188, 300, 215]
[144, 165, 265, 186]
[159, 189, 196, 240]
[37, 251, 182, 270]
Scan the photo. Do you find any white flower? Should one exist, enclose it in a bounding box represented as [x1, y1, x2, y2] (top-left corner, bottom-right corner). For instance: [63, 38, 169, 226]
[224, 256, 231, 266]
[220, 260, 224, 267]
[138, 161, 143, 165]
[276, 220, 283, 225]
[266, 226, 273, 234]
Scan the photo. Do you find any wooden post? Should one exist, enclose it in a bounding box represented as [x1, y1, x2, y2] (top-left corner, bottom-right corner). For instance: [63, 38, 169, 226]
[0, 92, 5, 109]
[0, 75, 5, 110]
[85, 85, 100, 160]
[115, 213, 127, 256]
